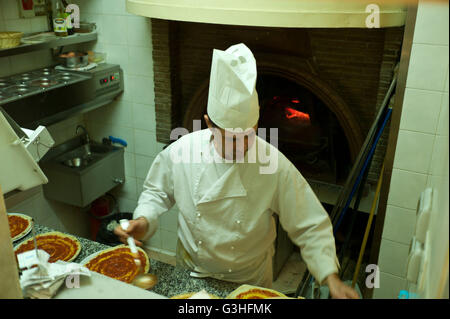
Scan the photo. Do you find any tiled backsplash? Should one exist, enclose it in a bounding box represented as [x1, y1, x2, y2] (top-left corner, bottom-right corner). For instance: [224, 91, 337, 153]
[374, 0, 449, 299]
[72, 0, 177, 255]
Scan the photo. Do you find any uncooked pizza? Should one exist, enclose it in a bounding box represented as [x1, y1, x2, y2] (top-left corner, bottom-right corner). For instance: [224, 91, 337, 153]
[171, 292, 220, 299]
[14, 231, 81, 263]
[83, 245, 150, 284]
[8, 213, 33, 241]
[226, 285, 289, 299]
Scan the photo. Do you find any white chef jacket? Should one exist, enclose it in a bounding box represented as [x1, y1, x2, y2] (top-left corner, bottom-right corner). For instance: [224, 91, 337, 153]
[133, 129, 339, 287]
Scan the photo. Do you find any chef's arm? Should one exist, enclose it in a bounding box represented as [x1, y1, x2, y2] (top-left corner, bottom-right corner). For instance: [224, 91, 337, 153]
[133, 149, 175, 241]
[273, 163, 340, 286]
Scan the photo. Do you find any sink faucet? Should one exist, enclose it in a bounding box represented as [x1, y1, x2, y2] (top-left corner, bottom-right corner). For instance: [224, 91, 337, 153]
[76, 125, 90, 144]
[76, 125, 91, 156]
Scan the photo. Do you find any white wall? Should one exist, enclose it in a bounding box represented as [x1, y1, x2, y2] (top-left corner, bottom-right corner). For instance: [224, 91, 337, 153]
[73, 0, 179, 255]
[373, 0, 449, 299]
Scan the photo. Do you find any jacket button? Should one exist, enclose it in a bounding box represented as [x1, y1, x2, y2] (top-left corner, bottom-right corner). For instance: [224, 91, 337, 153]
[198, 240, 202, 245]
[236, 220, 241, 224]
[230, 246, 235, 250]
[197, 213, 201, 218]
[228, 269, 232, 273]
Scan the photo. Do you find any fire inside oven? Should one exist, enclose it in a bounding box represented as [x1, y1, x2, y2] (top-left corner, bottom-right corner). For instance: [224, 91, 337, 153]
[257, 75, 351, 184]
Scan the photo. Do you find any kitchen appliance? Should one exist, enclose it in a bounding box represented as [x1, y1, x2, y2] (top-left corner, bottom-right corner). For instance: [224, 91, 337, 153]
[0, 63, 124, 129]
[0, 109, 53, 194]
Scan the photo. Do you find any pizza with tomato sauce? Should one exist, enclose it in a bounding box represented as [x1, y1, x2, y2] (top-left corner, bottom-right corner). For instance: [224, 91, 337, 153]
[82, 245, 150, 284]
[14, 231, 81, 263]
[226, 285, 291, 299]
[8, 213, 33, 241]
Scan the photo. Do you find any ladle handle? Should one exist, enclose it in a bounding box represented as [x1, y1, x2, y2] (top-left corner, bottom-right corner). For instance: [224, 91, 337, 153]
[120, 219, 143, 272]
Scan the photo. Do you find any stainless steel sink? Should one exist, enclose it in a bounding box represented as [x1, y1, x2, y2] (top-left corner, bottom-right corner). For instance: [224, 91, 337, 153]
[57, 143, 109, 168]
[40, 135, 125, 207]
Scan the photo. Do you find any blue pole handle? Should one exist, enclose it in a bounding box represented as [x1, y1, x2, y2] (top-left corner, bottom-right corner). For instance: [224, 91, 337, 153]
[109, 136, 128, 147]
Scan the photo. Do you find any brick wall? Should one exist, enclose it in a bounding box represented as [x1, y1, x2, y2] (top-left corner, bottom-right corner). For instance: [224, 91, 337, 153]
[151, 20, 181, 142]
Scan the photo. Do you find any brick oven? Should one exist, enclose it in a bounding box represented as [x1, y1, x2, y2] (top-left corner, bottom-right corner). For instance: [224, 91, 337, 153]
[151, 21, 404, 186]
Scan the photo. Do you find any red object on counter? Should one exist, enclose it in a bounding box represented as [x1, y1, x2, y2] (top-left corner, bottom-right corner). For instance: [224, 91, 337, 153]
[89, 197, 110, 241]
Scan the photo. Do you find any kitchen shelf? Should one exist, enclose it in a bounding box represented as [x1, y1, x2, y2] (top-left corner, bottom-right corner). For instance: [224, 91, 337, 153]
[0, 31, 97, 58]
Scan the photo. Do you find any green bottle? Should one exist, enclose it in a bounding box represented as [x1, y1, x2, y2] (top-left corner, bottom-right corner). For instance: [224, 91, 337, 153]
[53, 0, 67, 37]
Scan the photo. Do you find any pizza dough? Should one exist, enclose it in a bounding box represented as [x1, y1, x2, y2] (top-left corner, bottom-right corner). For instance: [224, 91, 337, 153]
[8, 213, 33, 241]
[171, 291, 220, 299]
[83, 245, 150, 284]
[171, 285, 301, 299]
[226, 284, 290, 299]
[14, 231, 81, 263]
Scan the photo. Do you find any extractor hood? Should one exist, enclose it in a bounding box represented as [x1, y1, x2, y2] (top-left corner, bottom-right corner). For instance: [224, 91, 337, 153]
[126, 0, 407, 28]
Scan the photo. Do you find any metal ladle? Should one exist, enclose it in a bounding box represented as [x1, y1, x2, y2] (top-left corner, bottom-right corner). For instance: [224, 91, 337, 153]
[119, 220, 158, 290]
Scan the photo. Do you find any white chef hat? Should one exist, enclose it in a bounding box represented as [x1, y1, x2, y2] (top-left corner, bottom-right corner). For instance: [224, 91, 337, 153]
[207, 43, 259, 131]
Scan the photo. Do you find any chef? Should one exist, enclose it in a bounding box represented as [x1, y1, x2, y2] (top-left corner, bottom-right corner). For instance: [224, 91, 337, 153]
[115, 43, 359, 299]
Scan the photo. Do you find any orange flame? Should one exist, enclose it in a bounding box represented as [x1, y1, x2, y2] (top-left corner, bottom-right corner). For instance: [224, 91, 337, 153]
[285, 107, 310, 121]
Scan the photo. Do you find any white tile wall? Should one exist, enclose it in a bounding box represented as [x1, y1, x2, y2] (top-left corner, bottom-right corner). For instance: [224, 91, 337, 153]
[124, 152, 136, 178]
[127, 16, 152, 48]
[1, 0, 20, 22]
[134, 129, 158, 157]
[378, 239, 410, 277]
[437, 93, 449, 136]
[372, 272, 407, 299]
[399, 88, 442, 134]
[406, 43, 449, 92]
[377, 0, 449, 298]
[135, 154, 155, 179]
[132, 102, 156, 131]
[387, 168, 428, 210]
[413, 1, 449, 46]
[46, 114, 86, 146]
[429, 134, 449, 176]
[392, 130, 434, 174]
[86, 100, 133, 128]
[72, 0, 179, 252]
[127, 75, 155, 104]
[382, 205, 416, 245]
[117, 197, 137, 214]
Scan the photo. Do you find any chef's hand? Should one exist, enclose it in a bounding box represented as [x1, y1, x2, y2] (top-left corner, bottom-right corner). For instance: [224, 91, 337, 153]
[325, 273, 359, 299]
[113, 217, 149, 247]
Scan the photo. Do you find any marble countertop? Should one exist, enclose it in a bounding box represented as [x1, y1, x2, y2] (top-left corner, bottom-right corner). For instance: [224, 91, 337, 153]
[15, 224, 240, 298]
